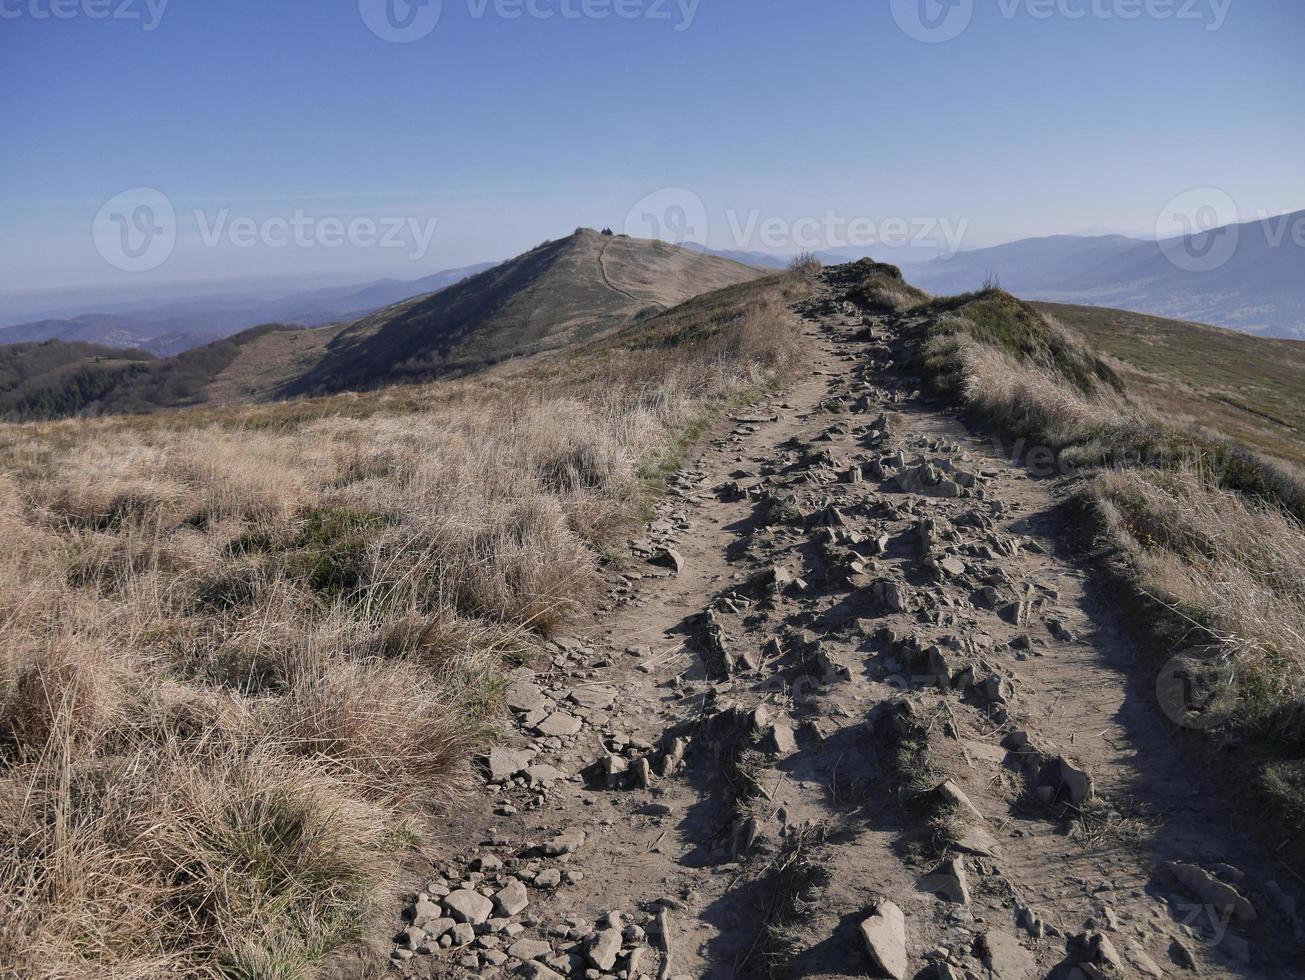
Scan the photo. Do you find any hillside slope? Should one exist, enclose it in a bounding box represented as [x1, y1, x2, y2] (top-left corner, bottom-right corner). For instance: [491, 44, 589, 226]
[0, 263, 498, 355]
[1038, 302, 1305, 466]
[273, 228, 764, 397]
[1, 231, 763, 420]
[0, 340, 156, 420]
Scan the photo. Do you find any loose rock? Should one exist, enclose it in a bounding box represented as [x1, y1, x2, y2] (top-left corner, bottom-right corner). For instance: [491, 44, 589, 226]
[858, 900, 908, 980]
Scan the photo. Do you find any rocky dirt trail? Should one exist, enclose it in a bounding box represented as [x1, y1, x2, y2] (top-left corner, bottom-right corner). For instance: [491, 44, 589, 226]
[366, 273, 1305, 980]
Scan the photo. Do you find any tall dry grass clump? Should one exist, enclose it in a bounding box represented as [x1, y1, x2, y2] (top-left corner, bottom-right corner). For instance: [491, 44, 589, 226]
[1091, 465, 1305, 715]
[0, 275, 805, 976]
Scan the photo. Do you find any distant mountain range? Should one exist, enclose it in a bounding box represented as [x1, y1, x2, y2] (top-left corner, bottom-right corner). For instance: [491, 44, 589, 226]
[908, 210, 1305, 339]
[7, 207, 1300, 370]
[0, 263, 498, 355]
[0, 230, 763, 420]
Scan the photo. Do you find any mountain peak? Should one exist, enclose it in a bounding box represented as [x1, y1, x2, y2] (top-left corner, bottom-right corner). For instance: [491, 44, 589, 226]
[5, 232, 767, 418]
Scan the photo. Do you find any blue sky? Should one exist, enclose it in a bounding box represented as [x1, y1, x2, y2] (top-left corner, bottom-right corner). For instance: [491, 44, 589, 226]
[1, 0, 1302, 301]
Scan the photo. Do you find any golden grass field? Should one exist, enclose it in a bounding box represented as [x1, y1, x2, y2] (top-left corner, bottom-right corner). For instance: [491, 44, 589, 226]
[0, 273, 809, 978]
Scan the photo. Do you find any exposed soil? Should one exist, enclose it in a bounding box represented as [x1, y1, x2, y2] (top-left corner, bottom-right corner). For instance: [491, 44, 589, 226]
[340, 272, 1305, 980]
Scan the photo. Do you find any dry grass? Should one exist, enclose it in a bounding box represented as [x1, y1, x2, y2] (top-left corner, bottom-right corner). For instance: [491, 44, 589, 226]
[1090, 465, 1305, 728]
[0, 276, 806, 977]
[748, 822, 831, 978]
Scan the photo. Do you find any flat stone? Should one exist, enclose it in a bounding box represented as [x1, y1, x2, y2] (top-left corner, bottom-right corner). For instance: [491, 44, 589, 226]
[920, 857, 970, 904]
[1055, 757, 1094, 805]
[524, 764, 567, 787]
[568, 686, 617, 710]
[494, 879, 529, 917]
[534, 712, 583, 737]
[1070, 931, 1123, 972]
[506, 678, 548, 713]
[412, 897, 443, 925]
[1124, 941, 1164, 978]
[487, 747, 535, 781]
[651, 547, 685, 575]
[422, 917, 455, 939]
[954, 825, 1000, 857]
[858, 900, 907, 979]
[1163, 862, 1257, 923]
[586, 928, 622, 971]
[761, 721, 797, 756]
[507, 938, 552, 961]
[977, 930, 1036, 980]
[542, 829, 586, 856]
[936, 780, 985, 821]
[443, 889, 494, 926]
[961, 739, 1008, 765]
[517, 963, 564, 980]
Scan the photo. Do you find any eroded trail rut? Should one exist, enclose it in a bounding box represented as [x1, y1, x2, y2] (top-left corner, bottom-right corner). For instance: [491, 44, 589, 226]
[376, 276, 1304, 980]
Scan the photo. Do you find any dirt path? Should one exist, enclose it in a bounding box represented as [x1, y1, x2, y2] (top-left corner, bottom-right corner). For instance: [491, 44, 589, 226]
[597, 239, 656, 308]
[366, 275, 1305, 980]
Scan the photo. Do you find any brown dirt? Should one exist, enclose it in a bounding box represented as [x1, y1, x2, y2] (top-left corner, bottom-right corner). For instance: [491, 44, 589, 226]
[335, 273, 1305, 980]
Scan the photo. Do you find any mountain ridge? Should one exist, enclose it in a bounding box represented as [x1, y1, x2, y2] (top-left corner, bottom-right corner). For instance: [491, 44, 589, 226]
[908, 210, 1305, 338]
[0, 230, 763, 418]
[0, 263, 499, 355]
